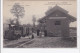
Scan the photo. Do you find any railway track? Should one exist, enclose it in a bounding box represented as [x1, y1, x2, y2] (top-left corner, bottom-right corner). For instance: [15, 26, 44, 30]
[4, 39, 34, 48]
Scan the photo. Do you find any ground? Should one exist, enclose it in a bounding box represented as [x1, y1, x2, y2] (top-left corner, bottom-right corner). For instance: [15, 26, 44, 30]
[4, 36, 77, 48]
[22, 37, 77, 48]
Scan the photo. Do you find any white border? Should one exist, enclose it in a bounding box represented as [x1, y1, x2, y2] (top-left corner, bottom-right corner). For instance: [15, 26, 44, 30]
[1, 0, 80, 53]
[77, 0, 80, 50]
[1, 0, 3, 51]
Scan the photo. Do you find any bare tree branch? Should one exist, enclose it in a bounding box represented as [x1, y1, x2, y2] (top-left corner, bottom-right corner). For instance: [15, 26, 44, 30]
[10, 3, 25, 25]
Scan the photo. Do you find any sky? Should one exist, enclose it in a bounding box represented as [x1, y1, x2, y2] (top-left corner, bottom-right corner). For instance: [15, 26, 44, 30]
[3, 0, 77, 27]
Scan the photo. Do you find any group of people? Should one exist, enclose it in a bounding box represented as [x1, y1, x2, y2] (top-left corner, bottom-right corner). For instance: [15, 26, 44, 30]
[27, 28, 47, 39]
[37, 29, 47, 37]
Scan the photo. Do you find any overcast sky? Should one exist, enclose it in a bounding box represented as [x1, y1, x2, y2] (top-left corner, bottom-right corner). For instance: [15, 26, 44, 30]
[3, 0, 77, 27]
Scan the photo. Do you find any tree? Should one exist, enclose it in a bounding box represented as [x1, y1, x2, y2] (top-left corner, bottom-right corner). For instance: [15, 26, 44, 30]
[32, 15, 36, 27]
[11, 3, 25, 25]
[32, 15, 36, 32]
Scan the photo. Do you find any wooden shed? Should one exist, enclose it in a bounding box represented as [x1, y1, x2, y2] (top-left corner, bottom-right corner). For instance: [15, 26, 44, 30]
[38, 5, 76, 37]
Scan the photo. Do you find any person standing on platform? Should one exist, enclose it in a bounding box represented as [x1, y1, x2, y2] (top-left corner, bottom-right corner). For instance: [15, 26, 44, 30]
[44, 30, 47, 37]
[37, 29, 40, 36]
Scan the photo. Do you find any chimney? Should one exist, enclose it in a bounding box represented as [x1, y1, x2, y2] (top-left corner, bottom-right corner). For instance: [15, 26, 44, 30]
[9, 24, 11, 30]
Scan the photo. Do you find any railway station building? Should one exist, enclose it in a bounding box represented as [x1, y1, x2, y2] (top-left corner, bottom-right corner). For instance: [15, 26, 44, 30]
[38, 5, 76, 37]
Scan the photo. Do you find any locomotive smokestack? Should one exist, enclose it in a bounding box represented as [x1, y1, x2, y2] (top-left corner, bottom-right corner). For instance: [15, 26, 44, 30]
[9, 24, 11, 30]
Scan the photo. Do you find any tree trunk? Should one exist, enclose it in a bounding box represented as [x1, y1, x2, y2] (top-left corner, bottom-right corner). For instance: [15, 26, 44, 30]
[16, 15, 19, 25]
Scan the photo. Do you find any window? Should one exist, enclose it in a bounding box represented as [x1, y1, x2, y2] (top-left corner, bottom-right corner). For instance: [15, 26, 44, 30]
[55, 21, 61, 25]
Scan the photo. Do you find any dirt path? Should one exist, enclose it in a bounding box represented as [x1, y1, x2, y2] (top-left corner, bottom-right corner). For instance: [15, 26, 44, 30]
[23, 37, 77, 48]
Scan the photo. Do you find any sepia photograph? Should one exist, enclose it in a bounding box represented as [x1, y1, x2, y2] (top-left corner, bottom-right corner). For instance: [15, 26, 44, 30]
[3, 0, 77, 48]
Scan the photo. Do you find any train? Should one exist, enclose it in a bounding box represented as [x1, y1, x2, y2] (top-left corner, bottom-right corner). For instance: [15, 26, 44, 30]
[4, 24, 31, 40]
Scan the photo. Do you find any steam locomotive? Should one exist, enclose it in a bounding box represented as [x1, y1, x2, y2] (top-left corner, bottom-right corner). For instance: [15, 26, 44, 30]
[4, 24, 30, 40]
